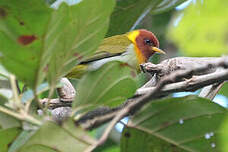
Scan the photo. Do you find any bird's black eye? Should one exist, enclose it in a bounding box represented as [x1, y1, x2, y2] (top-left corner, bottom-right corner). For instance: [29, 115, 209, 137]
[144, 39, 153, 46]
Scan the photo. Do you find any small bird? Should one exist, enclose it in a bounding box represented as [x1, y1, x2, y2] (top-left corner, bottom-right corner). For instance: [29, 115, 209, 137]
[67, 29, 165, 78]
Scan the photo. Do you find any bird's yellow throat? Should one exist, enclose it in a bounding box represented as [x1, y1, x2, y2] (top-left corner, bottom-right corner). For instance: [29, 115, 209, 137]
[127, 30, 146, 64]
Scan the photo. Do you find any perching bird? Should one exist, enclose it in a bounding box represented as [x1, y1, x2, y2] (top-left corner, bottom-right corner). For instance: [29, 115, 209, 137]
[67, 29, 165, 78]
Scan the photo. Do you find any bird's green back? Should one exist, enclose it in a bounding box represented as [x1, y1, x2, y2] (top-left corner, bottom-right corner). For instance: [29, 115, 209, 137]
[66, 34, 132, 79]
[81, 34, 132, 63]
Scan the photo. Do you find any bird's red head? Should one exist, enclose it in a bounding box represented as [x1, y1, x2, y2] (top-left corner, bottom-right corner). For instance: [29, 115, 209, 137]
[127, 29, 165, 64]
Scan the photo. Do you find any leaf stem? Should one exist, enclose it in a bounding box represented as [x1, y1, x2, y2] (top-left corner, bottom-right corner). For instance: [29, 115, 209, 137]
[0, 105, 42, 126]
[0, 106, 23, 120]
[9, 74, 22, 109]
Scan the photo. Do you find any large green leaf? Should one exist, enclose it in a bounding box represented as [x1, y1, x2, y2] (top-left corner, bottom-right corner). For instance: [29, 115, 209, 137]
[219, 115, 228, 152]
[73, 61, 137, 111]
[47, 0, 115, 86]
[121, 127, 183, 152]
[0, 127, 21, 152]
[18, 120, 96, 152]
[151, 0, 187, 14]
[0, 112, 21, 129]
[0, 0, 52, 88]
[8, 130, 35, 152]
[218, 82, 228, 98]
[168, 0, 228, 56]
[0, 112, 21, 152]
[121, 96, 227, 152]
[107, 0, 187, 36]
[0, 0, 115, 89]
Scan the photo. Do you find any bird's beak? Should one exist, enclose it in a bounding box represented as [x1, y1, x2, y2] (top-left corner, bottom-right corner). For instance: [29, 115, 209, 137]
[152, 47, 166, 54]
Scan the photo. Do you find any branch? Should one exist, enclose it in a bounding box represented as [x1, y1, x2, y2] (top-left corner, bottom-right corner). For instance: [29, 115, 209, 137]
[76, 56, 228, 130]
[85, 57, 228, 151]
[40, 78, 75, 109]
[198, 82, 225, 100]
[136, 68, 228, 96]
[39, 56, 228, 131]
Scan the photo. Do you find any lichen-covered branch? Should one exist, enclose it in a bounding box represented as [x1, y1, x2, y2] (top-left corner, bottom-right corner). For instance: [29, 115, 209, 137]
[76, 56, 228, 130]
[40, 56, 228, 130]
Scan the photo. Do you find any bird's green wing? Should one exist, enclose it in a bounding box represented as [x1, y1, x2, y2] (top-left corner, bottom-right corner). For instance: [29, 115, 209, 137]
[81, 34, 132, 63]
[67, 34, 132, 78]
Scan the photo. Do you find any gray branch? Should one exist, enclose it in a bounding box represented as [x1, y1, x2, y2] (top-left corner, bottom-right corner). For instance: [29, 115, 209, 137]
[76, 56, 228, 130]
[40, 56, 228, 129]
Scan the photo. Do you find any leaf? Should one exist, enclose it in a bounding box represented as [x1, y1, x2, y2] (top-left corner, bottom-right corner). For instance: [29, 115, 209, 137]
[106, 0, 187, 36]
[94, 139, 120, 152]
[168, 0, 228, 57]
[0, 64, 10, 78]
[219, 115, 228, 152]
[218, 82, 228, 98]
[151, 0, 187, 14]
[0, 112, 21, 129]
[121, 127, 184, 152]
[0, 0, 52, 88]
[73, 61, 137, 111]
[121, 96, 227, 152]
[18, 120, 96, 152]
[21, 82, 54, 103]
[8, 130, 36, 152]
[0, 127, 21, 152]
[47, 0, 115, 86]
[0, 112, 21, 152]
[0, 0, 115, 89]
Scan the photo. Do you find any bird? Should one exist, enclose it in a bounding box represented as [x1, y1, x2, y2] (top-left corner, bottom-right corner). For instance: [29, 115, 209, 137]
[66, 29, 165, 78]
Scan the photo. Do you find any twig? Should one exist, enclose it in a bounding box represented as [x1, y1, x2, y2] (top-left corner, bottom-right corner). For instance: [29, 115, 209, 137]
[199, 68, 226, 100]
[15, 80, 21, 94]
[136, 69, 228, 96]
[57, 78, 76, 101]
[199, 82, 225, 100]
[0, 106, 42, 126]
[85, 108, 129, 152]
[40, 98, 72, 109]
[39, 78, 75, 110]
[9, 75, 22, 109]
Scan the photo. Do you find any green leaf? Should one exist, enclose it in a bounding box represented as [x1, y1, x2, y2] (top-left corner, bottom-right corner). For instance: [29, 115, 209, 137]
[0, 0, 115, 89]
[151, 0, 187, 15]
[121, 96, 227, 152]
[94, 139, 120, 152]
[168, 0, 228, 56]
[21, 82, 52, 103]
[18, 120, 95, 152]
[47, 0, 115, 86]
[219, 115, 228, 152]
[0, 0, 52, 88]
[218, 82, 228, 98]
[8, 130, 35, 152]
[0, 112, 21, 152]
[0, 112, 21, 129]
[0, 64, 10, 78]
[107, 0, 187, 36]
[121, 127, 184, 152]
[0, 127, 21, 152]
[73, 61, 137, 111]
